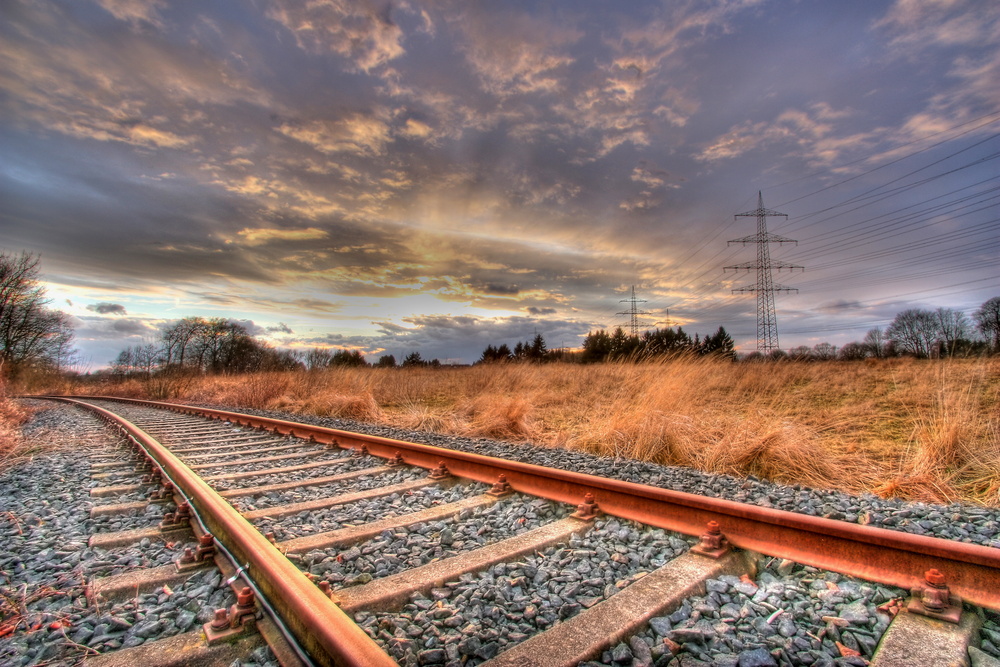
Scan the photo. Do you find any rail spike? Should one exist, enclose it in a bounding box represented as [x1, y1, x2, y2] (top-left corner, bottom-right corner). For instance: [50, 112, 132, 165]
[908, 568, 963, 623]
[429, 461, 451, 480]
[203, 587, 260, 645]
[160, 502, 191, 531]
[176, 534, 216, 572]
[691, 520, 731, 559]
[489, 474, 513, 497]
[571, 493, 600, 521]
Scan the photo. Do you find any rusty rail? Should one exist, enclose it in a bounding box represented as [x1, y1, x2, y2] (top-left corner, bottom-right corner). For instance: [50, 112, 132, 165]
[56, 397, 396, 667]
[73, 395, 1000, 612]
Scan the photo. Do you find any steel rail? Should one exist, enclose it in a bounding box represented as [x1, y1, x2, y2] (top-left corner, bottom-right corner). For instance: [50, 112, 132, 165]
[58, 397, 396, 667]
[79, 396, 1000, 611]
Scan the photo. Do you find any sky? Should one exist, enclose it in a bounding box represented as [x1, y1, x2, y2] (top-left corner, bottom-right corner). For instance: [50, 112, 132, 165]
[2, 0, 998, 368]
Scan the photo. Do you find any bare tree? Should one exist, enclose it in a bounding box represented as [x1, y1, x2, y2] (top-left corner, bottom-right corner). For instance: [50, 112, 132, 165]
[974, 297, 1000, 352]
[886, 309, 938, 358]
[933, 307, 971, 357]
[305, 348, 334, 369]
[159, 317, 265, 373]
[812, 342, 838, 360]
[863, 327, 889, 358]
[0, 251, 75, 376]
[788, 345, 813, 361]
[161, 317, 207, 367]
[838, 342, 868, 361]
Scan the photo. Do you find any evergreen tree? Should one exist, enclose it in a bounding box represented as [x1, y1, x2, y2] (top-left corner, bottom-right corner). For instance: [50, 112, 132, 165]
[700, 326, 735, 359]
[529, 333, 547, 360]
[402, 351, 425, 367]
[330, 349, 368, 366]
[582, 330, 612, 363]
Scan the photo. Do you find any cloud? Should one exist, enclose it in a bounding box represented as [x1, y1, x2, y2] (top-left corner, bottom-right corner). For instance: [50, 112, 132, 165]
[267, 0, 406, 72]
[267, 322, 294, 334]
[235, 227, 329, 246]
[95, 0, 167, 27]
[452, 8, 580, 97]
[479, 283, 520, 296]
[630, 164, 666, 188]
[816, 300, 865, 314]
[47, 116, 195, 150]
[367, 313, 594, 361]
[87, 302, 127, 315]
[74, 315, 161, 341]
[110, 318, 153, 334]
[875, 0, 992, 52]
[277, 115, 392, 156]
[872, 1, 1000, 145]
[0, 1, 273, 157]
[399, 118, 434, 141]
[694, 103, 875, 167]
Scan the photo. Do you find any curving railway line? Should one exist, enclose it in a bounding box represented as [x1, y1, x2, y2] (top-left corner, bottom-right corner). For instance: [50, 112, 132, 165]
[3, 395, 999, 667]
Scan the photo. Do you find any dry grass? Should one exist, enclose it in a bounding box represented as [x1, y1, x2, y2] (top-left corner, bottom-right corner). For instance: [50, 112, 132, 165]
[0, 377, 36, 472]
[26, 356, 1000, 505]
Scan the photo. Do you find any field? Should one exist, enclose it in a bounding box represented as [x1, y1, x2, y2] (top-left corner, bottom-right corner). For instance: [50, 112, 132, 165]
[11, 357, 1000, 506]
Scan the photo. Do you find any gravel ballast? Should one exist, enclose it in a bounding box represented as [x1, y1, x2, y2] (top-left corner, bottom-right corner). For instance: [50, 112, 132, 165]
[235, 466, 428, 512]
[0, 403, 276, 667]
[295, 495, 571, 586]
[250, 481, 490, 541]
[355, 517, 695, 666]
[587, 557, 906, 667]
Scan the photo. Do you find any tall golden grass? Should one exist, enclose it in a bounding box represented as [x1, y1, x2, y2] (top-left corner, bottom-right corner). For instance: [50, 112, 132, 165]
[0, 377, 35, 471]
[29, 357, 1000, 505]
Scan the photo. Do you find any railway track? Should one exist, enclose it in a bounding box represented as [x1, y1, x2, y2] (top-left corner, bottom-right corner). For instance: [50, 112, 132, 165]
[4, 396, 1000, 667]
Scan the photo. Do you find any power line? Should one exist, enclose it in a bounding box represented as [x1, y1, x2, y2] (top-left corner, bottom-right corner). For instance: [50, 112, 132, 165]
[770, 111, 1000, 209]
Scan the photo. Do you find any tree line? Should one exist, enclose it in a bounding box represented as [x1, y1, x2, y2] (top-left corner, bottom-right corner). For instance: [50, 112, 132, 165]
[111, 317, 301, 376]
[110, 319, 446, 377]
[478, 326, 736, 364]
[754, 299, 1000, 361]
[300, 349, 439, 369]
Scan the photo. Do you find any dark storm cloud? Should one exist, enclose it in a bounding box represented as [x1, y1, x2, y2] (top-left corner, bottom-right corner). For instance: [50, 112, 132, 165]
[74, 316, 159, 340]
[364, 314, 594, 362]
[816, 300, 865, 314]
[480, 283, 520, 296]
[87, 302, 127, 315]
[110, 319, 152, 334]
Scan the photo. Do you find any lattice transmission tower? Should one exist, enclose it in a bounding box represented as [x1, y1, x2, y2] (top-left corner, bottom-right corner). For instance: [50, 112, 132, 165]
[724, 192, 803, 353]
[617, 285, 652, 336]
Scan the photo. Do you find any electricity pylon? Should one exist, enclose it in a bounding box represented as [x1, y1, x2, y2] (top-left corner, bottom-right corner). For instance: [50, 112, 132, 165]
[724, 192, 803, 353]
[617, 285, 651, 336]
